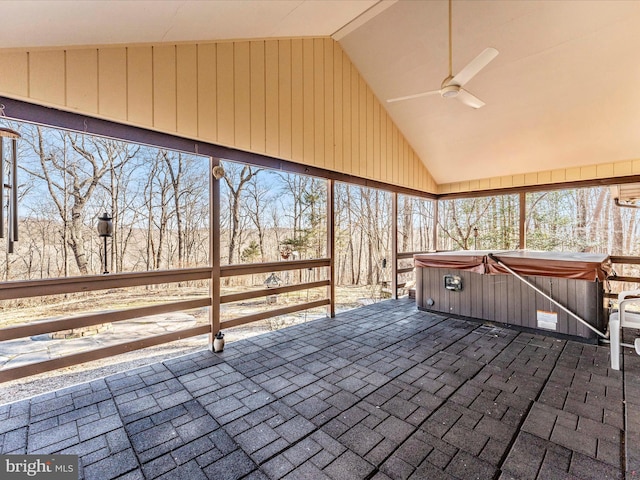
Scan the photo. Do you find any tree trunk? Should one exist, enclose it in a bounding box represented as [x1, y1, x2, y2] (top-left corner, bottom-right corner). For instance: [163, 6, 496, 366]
[68, 205, 89, 274]
[402, 197, 412, 252]
[588, 188, 607, 252]
[612, 204, 623, 255]
[224, 165, 260, 264]
[346, 187, 356, 284]
[163, 152, 184, 268]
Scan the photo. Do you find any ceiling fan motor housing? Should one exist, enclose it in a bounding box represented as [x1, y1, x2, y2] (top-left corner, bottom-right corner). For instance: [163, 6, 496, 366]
[441, 84, 460, 98]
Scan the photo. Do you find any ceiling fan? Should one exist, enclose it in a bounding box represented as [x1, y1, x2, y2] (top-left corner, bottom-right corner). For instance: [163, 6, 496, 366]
[387, 0, 498, 109]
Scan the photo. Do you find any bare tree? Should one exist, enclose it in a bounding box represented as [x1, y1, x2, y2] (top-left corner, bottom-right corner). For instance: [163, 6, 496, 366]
[223, 163, 261, 264]
[21, 129, 127, 275]
[163, 151, 185, 267]
[102, 140, 141, 272]
[181, 168, 209, 267]
[401, 196, 413, 252]
[438, 197, 494, 250]
[245, 175, 269, 261]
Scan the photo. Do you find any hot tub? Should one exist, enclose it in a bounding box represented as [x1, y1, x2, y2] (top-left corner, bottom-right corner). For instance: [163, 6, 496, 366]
[414, 250, 610, 341]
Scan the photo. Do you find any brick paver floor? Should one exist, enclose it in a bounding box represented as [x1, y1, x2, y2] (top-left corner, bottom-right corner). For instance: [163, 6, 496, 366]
[1, 299, 637, 479]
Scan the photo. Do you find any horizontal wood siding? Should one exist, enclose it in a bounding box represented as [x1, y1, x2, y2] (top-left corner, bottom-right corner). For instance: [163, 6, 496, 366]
[440, 159, 640, 194]
[0, 38, 436, 193]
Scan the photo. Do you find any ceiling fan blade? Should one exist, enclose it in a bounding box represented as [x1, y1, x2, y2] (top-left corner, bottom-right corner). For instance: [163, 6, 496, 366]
[387, 89, 440, 103]
[450, 47, 498, 87]
[456, 88, 485, 109]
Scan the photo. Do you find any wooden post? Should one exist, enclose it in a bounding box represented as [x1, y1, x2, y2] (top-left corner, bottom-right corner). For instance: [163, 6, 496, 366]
[210, 157, 221, 349]
[327, 179, 336, 317]
[519, 191, 526, 250]
[0, 138, 4, 240]
[392, 192, 398, 299]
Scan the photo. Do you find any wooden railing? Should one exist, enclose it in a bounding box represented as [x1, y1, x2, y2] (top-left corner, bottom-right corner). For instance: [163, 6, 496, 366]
[0, 259, 332, 383]
[397, 251, 423, 274]
[605, 255, 640, 300]
[220, 259, 331, 329]
[393, 251, 428, 294]
[0, 268, 212, 382]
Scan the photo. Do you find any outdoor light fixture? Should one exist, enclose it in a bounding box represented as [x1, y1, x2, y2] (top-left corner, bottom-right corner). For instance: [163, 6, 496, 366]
[97, 212, 113, 274]
[0, 127, 21, 253]
[212, 165, 225, 180]
[473, 226, 479, 250]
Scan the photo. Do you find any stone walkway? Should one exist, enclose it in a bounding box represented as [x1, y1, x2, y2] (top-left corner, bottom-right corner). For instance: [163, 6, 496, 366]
[0, 300, 636, 479]
[0, 312, 201, 371]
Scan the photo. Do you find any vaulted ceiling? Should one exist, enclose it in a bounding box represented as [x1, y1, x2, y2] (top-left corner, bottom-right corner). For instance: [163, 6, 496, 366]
[2, 0, 639, 185]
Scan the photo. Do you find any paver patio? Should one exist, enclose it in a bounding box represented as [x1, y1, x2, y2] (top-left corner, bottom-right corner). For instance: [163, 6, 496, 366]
[1, 299, 637, 479]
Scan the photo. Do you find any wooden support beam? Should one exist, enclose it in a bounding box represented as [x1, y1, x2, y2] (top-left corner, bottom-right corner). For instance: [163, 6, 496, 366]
[327, 179, 336, 317]
[221, 299, 330, 329]
[610, 256, 640, 265]
[397, 251, 426, 260]
[220, 280, 330, 304]
[608, 276, 640, 283]
[211, 157, 221, 347]
[433, 199, 439, 251]
[392, 192, 398, 299]
[0, 268, 211, 301]
[0, 325, 211, 384]
[221, 258, 330, 277]
[0, 298, 210, 342]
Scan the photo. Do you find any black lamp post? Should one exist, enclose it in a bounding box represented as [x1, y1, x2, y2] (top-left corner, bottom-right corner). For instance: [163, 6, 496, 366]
[97, 213, 113, 274]
[473, 226, 479, 250]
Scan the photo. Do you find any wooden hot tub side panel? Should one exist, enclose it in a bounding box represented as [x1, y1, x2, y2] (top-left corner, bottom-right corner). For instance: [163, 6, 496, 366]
[416, 266, 604, 340]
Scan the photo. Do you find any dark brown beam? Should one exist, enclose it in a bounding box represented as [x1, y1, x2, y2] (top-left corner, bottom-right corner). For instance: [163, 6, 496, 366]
[0, 298, 210, 342]
[397, 251, 429, 260]
[5, 97, 640, 202]
[221, 258, 330, 277]
[604, 292, 640, 299]
[392, 192, 398, 300]
[10, 97, 639, 203]
[610, 256, 640, 265]
[519, 191, 526, 249]
[608, 276, 640, 283]
[0, 267, 211, 301]
[220, 280, 330, 304]
[397, 267, 414, 275]
[0, 324, 211, 383]
[211, 157, 221, 344]
[327, 179, 336, 318]
[220, 299, 330, 329]
[0, 96, 436, 200]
